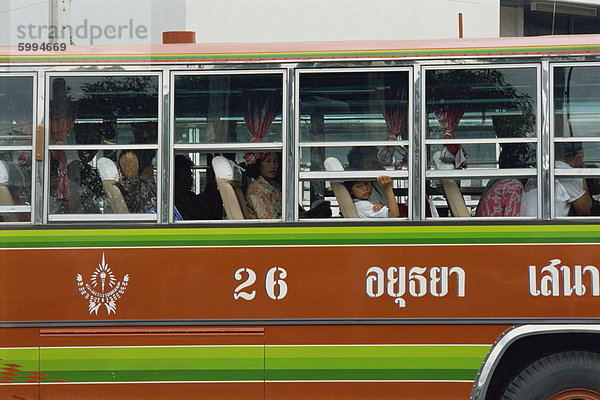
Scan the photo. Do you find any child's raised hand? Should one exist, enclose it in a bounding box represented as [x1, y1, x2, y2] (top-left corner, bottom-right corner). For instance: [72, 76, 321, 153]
[377, 175, 392, 188]
[372, 202, 384, 212]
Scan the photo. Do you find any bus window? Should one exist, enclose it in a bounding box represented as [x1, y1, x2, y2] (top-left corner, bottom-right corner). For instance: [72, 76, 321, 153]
[424, 67, 538, 218]
[172, 72, 285, 221]
[553, 65, 600, 218]
[0, 76, 34, 223]
[297, 70, 411, 220]
[47, 75, 159, 221]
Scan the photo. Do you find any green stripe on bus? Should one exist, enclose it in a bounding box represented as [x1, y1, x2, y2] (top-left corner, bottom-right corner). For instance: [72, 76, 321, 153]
[1, 344, 491, 383]
[40, 345, 489, 382]
[1, 225, 598, 248]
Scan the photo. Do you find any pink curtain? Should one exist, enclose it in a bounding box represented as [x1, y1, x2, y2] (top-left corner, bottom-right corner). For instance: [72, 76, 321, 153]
[8, 96, 33, 166]
[50, 101, 75, 199]
[242, 90, 280, 164]
[434, 104, 468, 168]
[377, 88, 408, 169]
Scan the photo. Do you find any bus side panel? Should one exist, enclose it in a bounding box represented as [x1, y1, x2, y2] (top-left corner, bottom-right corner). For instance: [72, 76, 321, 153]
[264, 325, 508, 400]
[38, 327, 265, 400]
[0, 328, 39, 400]
[266, 382, 474, 400]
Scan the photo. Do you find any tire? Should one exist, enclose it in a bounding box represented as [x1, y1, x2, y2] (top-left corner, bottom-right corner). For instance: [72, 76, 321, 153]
[501, 351, 600, 400]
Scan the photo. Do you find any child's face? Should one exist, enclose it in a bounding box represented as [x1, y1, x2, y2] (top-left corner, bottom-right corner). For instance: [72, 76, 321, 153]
[351, 181, 372, 200]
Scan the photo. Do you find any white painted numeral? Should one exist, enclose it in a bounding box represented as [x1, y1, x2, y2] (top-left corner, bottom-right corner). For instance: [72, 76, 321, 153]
[265, 267, 288, 300]
[233, 268, 256, 300]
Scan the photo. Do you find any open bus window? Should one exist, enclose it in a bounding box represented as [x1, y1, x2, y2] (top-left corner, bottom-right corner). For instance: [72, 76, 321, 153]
[298, 70, 411, 220]
[172, 72, 285, 222]
[173, 74, 283, 145]
[47, 75, 159, 221]
[424, 67, 538, 218]
[0, 76, 34, 223]
[553, 66, 600, 218]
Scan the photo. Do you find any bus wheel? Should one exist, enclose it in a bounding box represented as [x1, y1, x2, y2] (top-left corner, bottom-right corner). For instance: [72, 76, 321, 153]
[501, 351, 600, 400]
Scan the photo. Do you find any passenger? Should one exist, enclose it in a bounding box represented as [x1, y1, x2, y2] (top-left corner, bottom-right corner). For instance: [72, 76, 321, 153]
[174, 154, 223, 220]
[347, 147, 388, 206]
[344, 175, 401, 218]
[118, 151, 157, 213]
[246, 152, 281, 219]
[520, 142, 591, 217]
[476, 143, 534, 217]
[66, 123, 110, 214]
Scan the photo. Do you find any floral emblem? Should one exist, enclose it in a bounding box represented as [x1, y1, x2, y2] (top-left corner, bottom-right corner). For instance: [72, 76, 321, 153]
[76, 253, 130, 315]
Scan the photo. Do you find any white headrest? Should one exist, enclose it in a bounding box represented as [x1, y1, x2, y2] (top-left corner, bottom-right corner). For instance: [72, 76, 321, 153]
[432, 150, 455, 170]
[212, 156, 243, 182]
[324, 157, 344, 172]
[0, 160, 28, 187]
[97, 157, 120, 181]
[0, 160, 7, 185]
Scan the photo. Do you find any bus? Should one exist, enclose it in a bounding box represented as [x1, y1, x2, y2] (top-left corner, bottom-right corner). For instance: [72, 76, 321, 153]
[0, 33, 599, 399]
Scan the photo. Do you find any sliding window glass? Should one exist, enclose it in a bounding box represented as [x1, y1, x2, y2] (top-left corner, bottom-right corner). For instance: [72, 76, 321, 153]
[172, 72, 284, 222]
[46, 74, 160, 221]
[424, 66, 538, 218]
[553, 65, 600, 218]
[297, 69, 411, 220]
[0, 75, 35, 223]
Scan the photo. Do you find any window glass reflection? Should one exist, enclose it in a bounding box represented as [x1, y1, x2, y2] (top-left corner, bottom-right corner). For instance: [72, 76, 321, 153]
[174, 74, 283, 144]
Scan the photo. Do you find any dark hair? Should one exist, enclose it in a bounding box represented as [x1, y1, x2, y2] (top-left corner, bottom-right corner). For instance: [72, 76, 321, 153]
[555, 142, 583, 161]
[347, 147, 380, 170]
[498, 143, 536, 169]
[343, 180, 357, 193]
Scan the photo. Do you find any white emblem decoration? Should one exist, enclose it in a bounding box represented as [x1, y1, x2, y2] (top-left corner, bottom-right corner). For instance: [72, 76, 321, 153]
[76, 253, 130, 315]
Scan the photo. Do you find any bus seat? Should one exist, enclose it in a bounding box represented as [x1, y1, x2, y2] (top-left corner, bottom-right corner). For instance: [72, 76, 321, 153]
[97, 157, 129, 214]
[433, 151, 470, 217]
[324, 157, 359, 218]
[212, 156, 255, 220]
[0, 161, 19, 222]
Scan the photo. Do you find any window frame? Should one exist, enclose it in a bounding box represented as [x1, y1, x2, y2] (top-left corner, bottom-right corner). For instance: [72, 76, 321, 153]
[294, 66, 414, 221]
[550, 61, 600, 219]
[420, 63, 542, 219]
[169, 69, 288, 224]
[43, 71, 163, 223]
[0, 73, 37, 224]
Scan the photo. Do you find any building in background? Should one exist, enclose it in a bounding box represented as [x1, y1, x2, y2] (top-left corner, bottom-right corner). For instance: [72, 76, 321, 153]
[0, 0, 599, 46]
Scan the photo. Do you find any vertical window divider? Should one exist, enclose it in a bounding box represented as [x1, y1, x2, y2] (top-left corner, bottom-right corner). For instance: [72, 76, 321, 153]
[541, 61, 552, 220]
[160, 68, 170, 224]
[412, 63, 422, 221]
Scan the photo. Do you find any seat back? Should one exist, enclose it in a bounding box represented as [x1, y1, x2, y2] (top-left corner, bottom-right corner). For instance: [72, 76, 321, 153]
[432, 151, 470, 217]
[212, 156, 255, 220]
[324, 157, 359, 218]
[97, 157, 129, 214]
[0, 160, 27, 222]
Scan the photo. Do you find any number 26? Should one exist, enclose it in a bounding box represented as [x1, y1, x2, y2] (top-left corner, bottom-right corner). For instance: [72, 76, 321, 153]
[234, 267, 288, 300]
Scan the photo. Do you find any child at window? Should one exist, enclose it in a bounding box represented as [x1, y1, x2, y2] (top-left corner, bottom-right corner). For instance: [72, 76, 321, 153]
[344, 175, 400, 218]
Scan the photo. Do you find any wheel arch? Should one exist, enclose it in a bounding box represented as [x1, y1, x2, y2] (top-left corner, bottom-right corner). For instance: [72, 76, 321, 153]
[470, 324, 600, 400]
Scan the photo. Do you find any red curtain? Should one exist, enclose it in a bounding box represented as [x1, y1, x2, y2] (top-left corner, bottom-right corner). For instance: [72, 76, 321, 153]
[377, 88, 408, 169]
[50, 102, 75, 199]
[242, 90, 280, 164]
[434, 104, 468, 168]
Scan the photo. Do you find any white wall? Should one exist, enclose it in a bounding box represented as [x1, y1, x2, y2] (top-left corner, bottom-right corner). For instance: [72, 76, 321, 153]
[1, 0, 186, 46]
[186, 0, 500, 43]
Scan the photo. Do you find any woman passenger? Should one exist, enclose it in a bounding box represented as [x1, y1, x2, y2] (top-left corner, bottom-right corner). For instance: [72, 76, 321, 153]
[246, 152, 282, 219]
[476, 143, 534, 217]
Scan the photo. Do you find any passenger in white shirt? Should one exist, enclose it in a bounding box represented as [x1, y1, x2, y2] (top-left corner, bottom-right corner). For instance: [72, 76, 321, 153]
[520, 143, 591, 217]
[344, 176, 400, 218]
